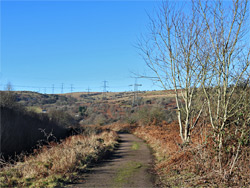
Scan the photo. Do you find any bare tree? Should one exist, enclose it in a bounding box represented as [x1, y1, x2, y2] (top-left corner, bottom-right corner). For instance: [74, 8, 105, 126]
[196, 0, 250, 175]
[0, 82, 16, 108]
[139, 0, 250, 180]
[137, 1, 204, 143]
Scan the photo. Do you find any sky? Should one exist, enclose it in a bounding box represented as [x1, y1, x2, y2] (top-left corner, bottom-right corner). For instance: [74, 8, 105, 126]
[0, 0, 163, 94]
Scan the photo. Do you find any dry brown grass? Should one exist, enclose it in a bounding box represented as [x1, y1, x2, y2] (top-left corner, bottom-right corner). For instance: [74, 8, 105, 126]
[0, 131, 118, 187]
[133, 122, 250, 187]
[133, 122, 182, 164]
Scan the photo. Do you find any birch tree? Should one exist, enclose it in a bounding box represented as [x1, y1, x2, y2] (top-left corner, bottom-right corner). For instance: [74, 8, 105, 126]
[196, 0, 250, 175]
[137, 1, 204, 144]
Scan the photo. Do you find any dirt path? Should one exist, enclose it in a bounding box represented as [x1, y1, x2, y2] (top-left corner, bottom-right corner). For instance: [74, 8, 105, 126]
[67, 133, 155, 188]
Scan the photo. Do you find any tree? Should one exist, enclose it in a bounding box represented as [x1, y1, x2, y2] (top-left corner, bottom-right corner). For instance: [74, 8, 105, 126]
[140, 0, 250, 177]
[0, 82, 16, 108]
[196, 0, 250, 175]
[137, 1, 204, 143]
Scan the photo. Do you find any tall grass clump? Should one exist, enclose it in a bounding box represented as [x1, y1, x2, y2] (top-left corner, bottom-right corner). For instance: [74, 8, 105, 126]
[0, 131, 118, 187]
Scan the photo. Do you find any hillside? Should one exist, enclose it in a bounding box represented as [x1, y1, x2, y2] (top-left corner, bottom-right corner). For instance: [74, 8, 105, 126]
[1, 89, 249, 187]
[7, 90, 178, 126]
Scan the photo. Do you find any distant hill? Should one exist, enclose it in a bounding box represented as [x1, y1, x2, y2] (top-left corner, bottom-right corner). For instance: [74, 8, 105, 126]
[1, 90, 178, 126]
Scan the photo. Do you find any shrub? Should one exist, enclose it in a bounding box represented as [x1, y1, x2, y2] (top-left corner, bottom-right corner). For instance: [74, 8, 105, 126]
[94, 114, 109, 126]
[149, 107, 166, 125]
[124, 106, 168, 126]
[0, 91, 20, 109]
[49, 110, 78, 128]
[124, 113, 138, 125]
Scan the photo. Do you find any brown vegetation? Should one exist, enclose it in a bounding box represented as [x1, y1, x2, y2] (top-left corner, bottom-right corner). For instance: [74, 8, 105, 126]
[0, 90, 78, 159]
[133, 122, 250, 187]
[1, 86, 249, 187]
[0, 106, 68, 158]
[0, 131, 118, 187]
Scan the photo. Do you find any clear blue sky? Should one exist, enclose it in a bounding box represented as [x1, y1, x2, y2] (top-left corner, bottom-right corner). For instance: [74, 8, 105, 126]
[1, 0, 163, 94]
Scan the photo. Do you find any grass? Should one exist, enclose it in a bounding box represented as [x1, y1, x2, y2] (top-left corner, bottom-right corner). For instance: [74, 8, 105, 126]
[26, 106, 43, 113]
[0, 131, 118, 187]
[113, 161, 142, 187]
[131, 142, 140, 150]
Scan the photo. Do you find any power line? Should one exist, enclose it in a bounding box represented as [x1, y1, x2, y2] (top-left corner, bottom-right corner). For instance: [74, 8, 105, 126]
[131, 78, 142, 106]
[128, 84, 133, 91]
[61, 83, 64, 94]
[102, 80, 108, 99]
[87, 87, 91, 95]
[52, 84, 54, 94]
[70, 84, 74, 93]
[1, 78, 151, 93]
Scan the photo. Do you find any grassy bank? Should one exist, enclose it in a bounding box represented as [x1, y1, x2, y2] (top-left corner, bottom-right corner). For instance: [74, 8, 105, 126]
[133, 123, 250, 187]
[0, 131, 118, 187]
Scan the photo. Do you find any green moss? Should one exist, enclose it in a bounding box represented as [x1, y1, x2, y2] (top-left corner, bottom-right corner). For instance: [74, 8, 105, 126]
[113, 161, 142, 187]
[0, 176, 5, 182]
[131, 142, 140, 150]
[32, 175, 65, 188]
